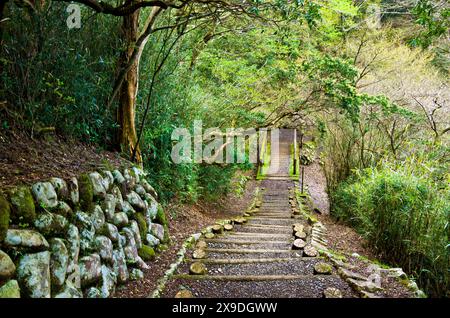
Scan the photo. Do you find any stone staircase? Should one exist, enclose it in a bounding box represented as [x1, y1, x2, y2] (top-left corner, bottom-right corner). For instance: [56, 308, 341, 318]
[161, 134, 357, 297]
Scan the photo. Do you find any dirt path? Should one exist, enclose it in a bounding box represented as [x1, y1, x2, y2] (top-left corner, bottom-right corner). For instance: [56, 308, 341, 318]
[160, 130, 356, 298]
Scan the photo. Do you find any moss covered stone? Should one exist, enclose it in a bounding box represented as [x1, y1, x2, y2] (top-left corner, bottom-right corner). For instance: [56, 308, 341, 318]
[155, 206, 170, 243]
[155, 244, 168, 253]
[134, 213, 148, 239]
[0, 279, 21, 298]
[7, 186, 36, 225]
[138, 245, 155, 261]
[0, 194, 11, 243]
[155, 205, 168, 227]
[78, 174, 94, 211]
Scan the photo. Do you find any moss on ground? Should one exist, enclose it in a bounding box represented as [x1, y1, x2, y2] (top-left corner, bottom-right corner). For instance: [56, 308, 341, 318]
[155, 206, 170, 243]
[0, 194, 11, 242]
[78, 173, 94, 212]
[7, 186, 36, 225]
[134, 212, 148, 239]
[138, 245, 155, 261]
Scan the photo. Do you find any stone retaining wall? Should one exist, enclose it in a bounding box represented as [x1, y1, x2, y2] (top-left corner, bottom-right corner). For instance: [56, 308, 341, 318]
[0, 167, 169, 298]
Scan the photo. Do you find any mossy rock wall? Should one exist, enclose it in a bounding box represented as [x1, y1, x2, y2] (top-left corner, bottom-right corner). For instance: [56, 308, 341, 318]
[0, 166, 169, 298]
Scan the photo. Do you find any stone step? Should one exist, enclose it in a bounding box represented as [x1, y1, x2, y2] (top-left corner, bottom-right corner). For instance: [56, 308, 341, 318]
[163, 276, 356, 298]
[244, 221, 293, 228]
[207, 250, 301, 259]
[247, 219, 294, 226]
[225, 232, 291, 239]
[180, 258, 323, 276]
[206, 241, 291, 250]
[185, 257, 318, 264]
[206, 248, 292, 254]
[234, 226, 292, 234]
[205, 238, 289, 245]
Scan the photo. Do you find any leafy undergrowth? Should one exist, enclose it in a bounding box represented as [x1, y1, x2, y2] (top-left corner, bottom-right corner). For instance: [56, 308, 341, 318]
[332, 156, 449, 297]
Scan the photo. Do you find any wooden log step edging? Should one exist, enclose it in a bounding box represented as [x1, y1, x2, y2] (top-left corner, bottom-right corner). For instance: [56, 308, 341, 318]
[205, 248, 292, 254]
[174, 274, 339, 281]
[185, 257, 321, 264]
[205, 239, 289, 245]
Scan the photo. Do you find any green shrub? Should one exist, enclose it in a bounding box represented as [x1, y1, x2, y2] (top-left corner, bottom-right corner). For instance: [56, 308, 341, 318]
[332, 159, 449, 297]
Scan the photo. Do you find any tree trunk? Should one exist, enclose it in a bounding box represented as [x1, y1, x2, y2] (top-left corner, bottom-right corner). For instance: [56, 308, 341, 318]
[116, 3, 142, 164]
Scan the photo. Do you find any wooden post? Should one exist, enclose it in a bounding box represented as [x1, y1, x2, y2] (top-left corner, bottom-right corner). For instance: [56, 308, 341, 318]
[257, 130, 261, 167]
[293, 129, 297, 175]
[301, 167, 305, 194]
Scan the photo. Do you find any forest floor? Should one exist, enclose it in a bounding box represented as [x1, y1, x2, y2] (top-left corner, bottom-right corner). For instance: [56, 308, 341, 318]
[0, 128, 128, 189]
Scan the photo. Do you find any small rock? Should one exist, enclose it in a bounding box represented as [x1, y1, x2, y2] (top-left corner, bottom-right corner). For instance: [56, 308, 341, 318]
[75, 211, 93, 229]
[49, 178, 69, 201]
[91, 205, 105, 232]
[112, 248, 129, 283]
[196, 240, 208, 249]
[175, 290, 194, 298]
[303, 245, 318, 257]
[193, 249, 207, 259]
[204, 233, 214, 239]
[293, 239, 306, 250]
[89, 172, 107, 199]
[118, 201, 135, 217]
[135, 184, 146, 197]
[111, 186, 123, 205]
[129, 268, 144, 281]
[314, 262, 333, 275]
[295, 231, 307, 239]
[100, 223, 120, 243]
[79, 254, 102, 287]
[54, 201, 73, 218]
[146, 233, 160, 247]
[0, 280, 21, 298]
[130, 220, 142, 249]
[95, 236, 113, 263]
[66, 224, 80, 272]
[4, 229, 49, 251]
[112, 212, 129, 228]
[338, 268, 367, 281]
[323, 287, 343, 298]
[34, 212, 68, 236]
[0, 250, 16, 280]
[211, 224, 223, 234]
[7, 186, 36, 224]
[102, 194, 116, 221]
[53, 281, 82, 298]
[67, 177, 79, 206]
[100, 265, 117, 298]
[141, 179, 158, 199]
[31, 182, 58, 209]
[123, 169, 136, 188]
[224, 224, 233, 231]
[348, 278, 383, 293]
[102, 171, 114, 192]
[379, 267, 408, 280]
[126, 191, 146, 212]
[49, 238, 69, 288]
[189, 262, 207, 275]
[85, 287, 102, 298]
[150, 223, 165, 241]
[138, 245, 155, 261]
[17, 251, 51, 298]
[112, 170, 126, 185]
